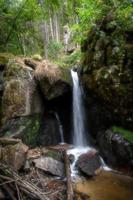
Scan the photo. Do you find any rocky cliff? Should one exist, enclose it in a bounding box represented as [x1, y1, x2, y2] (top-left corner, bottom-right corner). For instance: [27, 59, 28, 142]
[80, 13, 133, 169]
[0, 54, 72, 146]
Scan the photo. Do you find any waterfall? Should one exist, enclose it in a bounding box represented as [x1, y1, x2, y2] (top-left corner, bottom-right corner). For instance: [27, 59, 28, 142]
[69, 70, 110, 177]
[55, 112, 64, 144]
[71, 70, 88, 147]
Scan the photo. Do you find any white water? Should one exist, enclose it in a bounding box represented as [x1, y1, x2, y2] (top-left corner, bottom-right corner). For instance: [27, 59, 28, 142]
[55, 112, 65, 144]
[71, 70, 88, 147]
[69, 70, 110, 176]
[67, 147, 92, 177]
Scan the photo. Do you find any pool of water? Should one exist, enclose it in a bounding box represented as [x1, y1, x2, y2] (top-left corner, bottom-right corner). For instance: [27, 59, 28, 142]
[76, 170, 133, 200]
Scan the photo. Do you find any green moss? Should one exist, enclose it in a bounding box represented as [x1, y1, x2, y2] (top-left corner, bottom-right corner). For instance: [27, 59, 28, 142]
[0, 53, 14, 67]
[112, 126, 133, 144]
[45, 150, 63, 161]
[6, 63, 26, 78]
[23, 115, 41, 146]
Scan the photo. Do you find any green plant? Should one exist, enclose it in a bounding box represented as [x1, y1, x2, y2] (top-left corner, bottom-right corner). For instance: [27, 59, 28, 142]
[112, 126, 133, 144]
[48, 41, 63, 60]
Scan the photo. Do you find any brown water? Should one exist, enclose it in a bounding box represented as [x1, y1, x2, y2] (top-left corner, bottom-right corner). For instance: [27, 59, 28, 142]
[76, 170, 133, 200]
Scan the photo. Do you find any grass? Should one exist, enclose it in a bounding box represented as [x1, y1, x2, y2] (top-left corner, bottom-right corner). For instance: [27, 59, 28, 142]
[111, 126, 133, 144]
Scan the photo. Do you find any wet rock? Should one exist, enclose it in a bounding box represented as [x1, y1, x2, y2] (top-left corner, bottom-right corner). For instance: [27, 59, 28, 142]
[37, 111, 61, 146]
[97, 129, 133, 168]
[68, 154, 75, 163]
[34, 60, 72, 100]
[77, 150, 101, 176]
[0, 141, 28, 171]
[33, 156, 65, 177]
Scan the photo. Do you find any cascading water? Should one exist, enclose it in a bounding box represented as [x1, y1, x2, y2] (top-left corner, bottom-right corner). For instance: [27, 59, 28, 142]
[69, 70, 111, 177]
[55, 112, 64, 144]
[71, 70, 88, 147]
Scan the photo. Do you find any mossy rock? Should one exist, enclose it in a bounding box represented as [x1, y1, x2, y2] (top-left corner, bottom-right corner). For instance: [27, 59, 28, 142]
[1, 115, 41, 147]
[112, 126, 133, 144]
[81, 13, 133, 123]
[0, 53, 14, 70]
[44, 150, 63, 162]
[35, 60, 72, 100]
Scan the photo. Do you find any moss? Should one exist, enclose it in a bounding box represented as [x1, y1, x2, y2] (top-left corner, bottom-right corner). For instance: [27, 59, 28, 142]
[0, 53, 14, 68]
[2, 115, 41, 146]
[6, 62, 27, 79]
[112, 126, 133, 144]
[23, 115, 41, 146]
[45, 150, 63, 161]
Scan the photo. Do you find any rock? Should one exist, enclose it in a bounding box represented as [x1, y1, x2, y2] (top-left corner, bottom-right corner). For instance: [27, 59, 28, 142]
[1, 142, 29, 171]
[27, 147, 42, 160]
[0, 53, 14, 71]
[80, 13, 133, 130]
[0, 189, 5, 199]
[34, 60, 71, 100]
[77, 150, 101, 176]
[97, 129, 133, 169]
[24, 58, 37, 69]
[0, 137, 21, 146]
[0, 115, 42, 146]
[36, 111, 62, 146]
[2, 58, 38, 120]
[33, 156, 65, 177]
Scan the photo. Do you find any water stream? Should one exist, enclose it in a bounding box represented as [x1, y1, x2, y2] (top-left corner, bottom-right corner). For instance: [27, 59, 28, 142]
[71, 70, 88, 147]
[55, 112, 65, 144]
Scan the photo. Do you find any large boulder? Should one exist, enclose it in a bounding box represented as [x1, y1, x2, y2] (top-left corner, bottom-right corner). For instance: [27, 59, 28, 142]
[0, 138, 29, 171]
[35, 60, 72, 100]
[97, 129, 133, 169]
[80, 13, 133, 130]
[0, 115, 42, 146]
[0, 57, 44, 146]
[33, 156, 65, 177]
[76, 150, 101, 176]
[2, 58, 43, 121]
[0, 53, 14, 125]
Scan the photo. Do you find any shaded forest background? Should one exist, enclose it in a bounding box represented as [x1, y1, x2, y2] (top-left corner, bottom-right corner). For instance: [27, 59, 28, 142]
[0, 0, 132, 60]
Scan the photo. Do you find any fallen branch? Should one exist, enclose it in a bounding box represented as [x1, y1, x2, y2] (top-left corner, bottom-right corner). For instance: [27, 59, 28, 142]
[64, 151, 73, 200]
[0, 163, 51, 200]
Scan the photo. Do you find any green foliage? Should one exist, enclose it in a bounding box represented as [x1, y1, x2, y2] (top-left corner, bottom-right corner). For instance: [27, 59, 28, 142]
[112, 126, 133, 144]
[48, 41, 63, 60]
[0, 0, 132, 56]
[54, 49, 82, 69]
[64, 50, 82, 66]
[71, 0, 133, 43]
